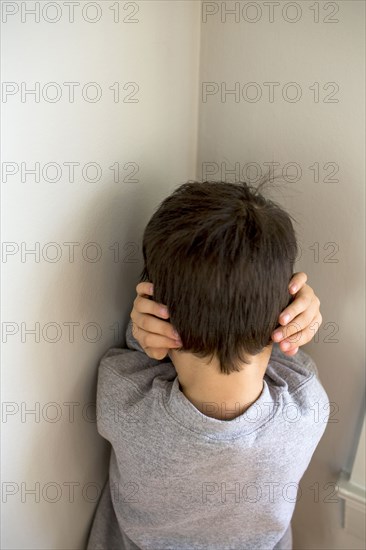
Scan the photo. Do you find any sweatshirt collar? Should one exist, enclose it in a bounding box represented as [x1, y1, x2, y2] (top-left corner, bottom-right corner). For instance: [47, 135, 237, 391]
[163, 370, 280, 441]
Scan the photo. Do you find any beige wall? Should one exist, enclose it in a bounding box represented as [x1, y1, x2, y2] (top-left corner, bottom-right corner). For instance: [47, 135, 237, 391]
[2, 1, 365, 549]
[2, 2, 200, 548]
[197, 2, 365, 548]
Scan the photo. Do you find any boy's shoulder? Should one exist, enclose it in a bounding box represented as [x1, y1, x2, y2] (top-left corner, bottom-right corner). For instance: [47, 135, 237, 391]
[98, 341, 322, 391]
[270, 342, 319, 377]
[267, 343, 329, 412]
[97, 345, 175, 395]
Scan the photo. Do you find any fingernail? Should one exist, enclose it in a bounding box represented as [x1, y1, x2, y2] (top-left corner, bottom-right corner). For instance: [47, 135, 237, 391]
[173, 329, 180, 338]
[281, 313, 290, 324]
[149, 284, 154, 294]
[289, 284, 297, 293]
[281, 341, 290, 350]
[160, 307, 169, 316]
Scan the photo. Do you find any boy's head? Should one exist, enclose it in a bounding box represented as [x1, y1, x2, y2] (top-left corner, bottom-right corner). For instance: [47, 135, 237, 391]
[139, 180, 298, 375]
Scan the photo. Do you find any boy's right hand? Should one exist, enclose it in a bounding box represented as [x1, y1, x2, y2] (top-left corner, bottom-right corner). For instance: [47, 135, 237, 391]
[130, 282, 182, 360]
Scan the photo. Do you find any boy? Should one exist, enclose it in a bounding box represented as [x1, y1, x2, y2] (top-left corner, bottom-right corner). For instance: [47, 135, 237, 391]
[87, 181, 329, 549]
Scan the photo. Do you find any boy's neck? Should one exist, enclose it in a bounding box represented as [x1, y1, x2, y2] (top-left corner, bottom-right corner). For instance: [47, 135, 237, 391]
[168, 344, 273, 421]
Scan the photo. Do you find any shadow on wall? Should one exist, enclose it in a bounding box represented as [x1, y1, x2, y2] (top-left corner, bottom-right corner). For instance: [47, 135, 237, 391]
[13, 175, 161, 548]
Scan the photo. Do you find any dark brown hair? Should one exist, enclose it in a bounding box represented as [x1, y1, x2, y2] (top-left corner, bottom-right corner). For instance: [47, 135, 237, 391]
[139, 179, 298, 374]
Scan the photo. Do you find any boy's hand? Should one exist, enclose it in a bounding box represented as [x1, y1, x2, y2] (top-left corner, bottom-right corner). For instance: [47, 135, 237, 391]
[130, 272, 322, 360]
[130, 282, 182, 360]
[271, 272, 322, 356]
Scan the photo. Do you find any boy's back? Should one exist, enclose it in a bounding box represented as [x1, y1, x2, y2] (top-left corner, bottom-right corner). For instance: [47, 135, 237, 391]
[87, 320, 329, 550]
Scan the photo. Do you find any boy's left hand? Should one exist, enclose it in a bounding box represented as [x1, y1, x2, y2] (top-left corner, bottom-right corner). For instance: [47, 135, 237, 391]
[271, 272, 322, 356]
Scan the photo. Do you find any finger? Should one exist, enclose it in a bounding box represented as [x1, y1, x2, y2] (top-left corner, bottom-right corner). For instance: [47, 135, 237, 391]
[135, 282, 170, 318]
[131, 312, 182, 343]
[136, 281, 154, 297]
[136, 326, 182, 351]
[144, 347, 169, 360]
[278, 312, 322, 352]
[272, 296, 320, 342]
[288, 272, 308, 294]
[133, 293, 170, 319]
[278, 285, 316, 326]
